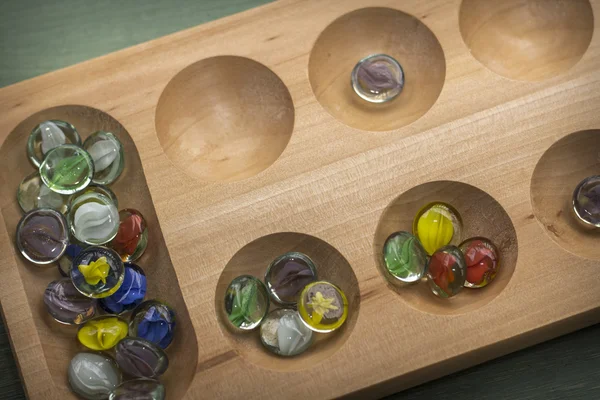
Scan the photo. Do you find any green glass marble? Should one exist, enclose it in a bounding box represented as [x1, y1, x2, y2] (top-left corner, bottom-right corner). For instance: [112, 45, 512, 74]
[83, 131, 125, 185]
[27, 120, 81, 167]
[39, 144, 94, 195]
[383, 231, 428, 283]
[224, 275, 269, 330]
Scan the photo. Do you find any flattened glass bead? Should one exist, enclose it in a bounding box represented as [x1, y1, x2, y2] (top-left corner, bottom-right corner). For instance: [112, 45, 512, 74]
[426, 245, 467, 298]
[573, 175, 600, 228]
[77, 315, 129, 350]
[110, 209, 148, 262]
[459, 237, 499, 288]
[16, 208, 68, 265]
[298, 281, 348, 333]
[413, 202, 462, 255]
[260, 308, 313, 357]
[100, 263, 147, 314]
[57, 243, 84, 277]
[382, 231, 428, 283]
[71, 246, 125, 298]
[115, 337, 168, 378]
[44, 278, 97, 325]
[351, 54, 405, 103]
[27, 120, 81, 167]
[224, 275, 269, 331]
[264, 252, 317, 306]
[109, 379, 165, 400]
[39, 144, 94, 194]
[68, 190, 119, 245]
[83, 131, 125, 185]
[70, 183, 119, 209]
[17, 171, 68, 214]
[68, 352, 121, 400]
[130, 300, 176, 349]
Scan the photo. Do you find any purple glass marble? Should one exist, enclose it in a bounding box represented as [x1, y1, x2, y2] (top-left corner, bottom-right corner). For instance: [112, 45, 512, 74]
[573, 175, 600, 228]
[109, 379, 165, 400]
[115, 337, 168, 379]
[44, 278, 97, 325]
[351, 54, 405, 103]
[264, 252, 318, 306]
[16, 208, 68, 265]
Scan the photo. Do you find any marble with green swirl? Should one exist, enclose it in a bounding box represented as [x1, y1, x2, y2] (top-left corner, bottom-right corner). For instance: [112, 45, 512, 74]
[39, 144, 94, 195]
[383, 231, 429, 283]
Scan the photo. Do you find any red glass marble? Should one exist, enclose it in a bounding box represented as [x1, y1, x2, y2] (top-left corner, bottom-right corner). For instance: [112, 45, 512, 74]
[459, 237, 499, 289]
[110, 209, 148, 262]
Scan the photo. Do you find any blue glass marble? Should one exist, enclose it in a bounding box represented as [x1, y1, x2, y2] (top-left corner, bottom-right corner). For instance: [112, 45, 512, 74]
[99, 263, 146, 314]
[130, 300, 176, 349]
[57, 243, 84, 277]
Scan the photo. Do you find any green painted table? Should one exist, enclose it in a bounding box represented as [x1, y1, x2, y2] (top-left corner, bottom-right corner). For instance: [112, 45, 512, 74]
[1, 1, 599, 399]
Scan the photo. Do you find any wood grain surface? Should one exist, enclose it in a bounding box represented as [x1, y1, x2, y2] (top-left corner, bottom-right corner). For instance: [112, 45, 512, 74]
[1, 0, 600, 399]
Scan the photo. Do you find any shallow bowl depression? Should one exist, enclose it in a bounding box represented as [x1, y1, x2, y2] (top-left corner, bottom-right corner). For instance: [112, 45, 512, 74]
[374, 181, 518, 315]
[0, 105, 198, 399]
[214, 232, 360, 371]
[155, 56, 295, 182]
[459, 0, 594, 81]
[308, 7, 446, 132]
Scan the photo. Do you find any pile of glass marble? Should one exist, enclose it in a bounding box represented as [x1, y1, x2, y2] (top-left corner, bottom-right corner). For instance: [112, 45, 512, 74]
[14, 120, 174, 400]
[224, 252, 349, 357]
[382, 202, 500, 298]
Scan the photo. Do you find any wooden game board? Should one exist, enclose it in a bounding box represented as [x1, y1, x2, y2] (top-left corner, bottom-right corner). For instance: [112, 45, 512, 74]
[0, 0, 599, 398]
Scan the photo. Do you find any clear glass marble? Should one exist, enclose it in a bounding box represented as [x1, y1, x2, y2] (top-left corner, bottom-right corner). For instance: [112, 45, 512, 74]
[298, 280, 348, 333]
[39, 144, 94, 195]
[16, 208, 68, 265]
[68, 352, 121, 400]
[83, 131, 125, 185]
[459, 237, 499, 289]
[44, 278, 97, 325]
[224, 275, 269, 331]
[27, 120, 81, 167]
[413, 202, 463, 255]
[71, 246, 125, 298]
[573, 175, 600, 228]
[382, 231, 429, 284]
[115, 337, 169, 379]
[351, 54, 405, 103]
[130, 300, 176, 349]
[264, 252, 317, 306]
[109, 379, 165, 400]
[260, 308, 313, 357]
[17, 171, 68, 214]
[109, 209, 148, 262]
[68, 190, 119, 245]
[69, 183, 119, 209]
[426, 245, 467, 298]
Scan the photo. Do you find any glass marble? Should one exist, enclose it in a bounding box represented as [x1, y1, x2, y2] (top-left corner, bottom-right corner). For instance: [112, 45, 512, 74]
[70, 183, 119, 209]
[130, 300, 176, 349]
[264, 252, 317, 306]
[17, 171, 68, 214]
[39, 144, 94, 195]
[224, 275, 269, 331]
[459, 237, 499, 289]
[83, 131, 125, 185]
[426, 245, 467, 298]
[260, 308, 313, 357]
[414, 202, 463, 255]
[110, 209, 148, 262]
[109, 379, 165, 400]
[115, 337, 169, 379]
[383, 231, 429, 283]
[68, 352, 121, 400]
[71, 246, 125, 298]
[573, 175, 600, 228]
[44, 278, 97, 325]
[78, 315, 129, 350]
[298, 281, 348, 333]
[27, 120, 81, 167]
[100, 263, 147, 314]
[351, 54, 405, 103]
[16, 208, 68, 265]
[68, 190, 119, 245]
[57, 243, 84, 277]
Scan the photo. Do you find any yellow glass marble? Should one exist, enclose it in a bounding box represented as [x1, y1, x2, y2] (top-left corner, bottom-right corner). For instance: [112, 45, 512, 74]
[298, 281, 348, 333]
[79, 257, 110, 285]
[77, 316, 128, 350]
[413, 202, 462, 255]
